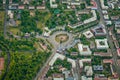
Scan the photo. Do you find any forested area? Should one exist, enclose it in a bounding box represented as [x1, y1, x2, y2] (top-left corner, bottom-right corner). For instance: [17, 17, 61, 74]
[20, 10, 43, 34]
[4, 51, 51, 80]
[0, 35, 51, 80]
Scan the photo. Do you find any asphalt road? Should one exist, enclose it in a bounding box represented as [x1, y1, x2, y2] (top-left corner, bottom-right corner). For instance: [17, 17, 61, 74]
[3, 0, 8, 37]
[1, 0, 11, 80]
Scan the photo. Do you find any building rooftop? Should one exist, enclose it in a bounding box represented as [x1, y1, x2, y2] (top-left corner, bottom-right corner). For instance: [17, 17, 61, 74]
[83, 10, 97, 24]
[117, 48, 120, 56]
[67, 58, 76, 68]
[83, 30, 94, 39]
[49, 53, 65, 66]
[94, 52, 112, 57]
[66, 77, 74, 80]
[84, 66, 93, 76]
[81, 76, 92, 80]
[102, 10, 108, 14]
[78, 43, 92, 56]
[95, 39, 109, 49]
[50, 0, 58, 8]
[53, 73, 64, 78]
[0, 57, 4, 71]
[103, 15, 109, 20]
[115, 21, 120, 28]
[103, 59, 113, 64]
[79, 59, 91, 68]
[93, 65, 103, 71]
[94, 74, 108, 80]
[92, 24, 106, 36]
[53, 78, 64, 80]
[100, 0, 109, 9]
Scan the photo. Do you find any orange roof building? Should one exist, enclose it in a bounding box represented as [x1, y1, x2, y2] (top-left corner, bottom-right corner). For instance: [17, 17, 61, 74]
[0, 57, 4, 71]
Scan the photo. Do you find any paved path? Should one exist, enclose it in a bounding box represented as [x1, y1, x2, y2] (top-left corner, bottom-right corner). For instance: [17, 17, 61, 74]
[3, 0, 8, 37]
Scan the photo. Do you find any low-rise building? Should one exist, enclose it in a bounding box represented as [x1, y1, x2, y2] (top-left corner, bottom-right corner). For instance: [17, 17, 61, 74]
[67, 58, 76, 68]
[0, 57, 4, 71]
[86, 0, 97, 10]
[93, 65, 103, 71]
[105, 20, 112, 25]
[36, 6, 46, 9]
[9, 5, 17, 10]
[84, 66, 93, 76]
[53, 73, 64, 80]
[49, 53, 65, 66]
[103, 15, 109, 20]
[78, 43, 92, 56]
[110, 16, 119, 20]
[103, 59, 113, 64]
[100, 0, 109, 9]
[62, 0, 81, 6]
[117, 48, 120, 56]
[66, 77, 74, 80]
[115, 21, 120, 28]
[50, 0, 58, 8]
[18, 5, 25, 9]
[92, 24, 106, 36]
[53, 78, 64, 80]
[83, 30, 94, 39]
[115, 21, 120, 34]
[94, 52, 112, 57]
[81, 76, 92, 80]
[83, 10, 97, 24]
[79, 59, 91, 68]
[102, 10, 108, 14]
[94, 74, 108, 80]
[8, 10, 14, 19]
[95, 39, 109, 49]
[28, 6, 35, 10]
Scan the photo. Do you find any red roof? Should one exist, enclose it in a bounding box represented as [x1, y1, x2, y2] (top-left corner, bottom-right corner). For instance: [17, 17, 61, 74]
[94, 78, 108, 80]
[91, 0, 97, 7]
[117, 48, 120, 56]
[103, 59, 113, 64]
[0, 58, 4, 71]
[18, 6, 25, 9]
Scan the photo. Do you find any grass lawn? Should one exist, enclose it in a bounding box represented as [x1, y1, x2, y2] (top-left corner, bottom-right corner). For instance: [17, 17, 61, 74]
[37, 22, 44, 29]
[9, 27, 20, 35]
[44, 12, 51, 23]
[0, 11, 5, 32]
[55, 34, 69, 43]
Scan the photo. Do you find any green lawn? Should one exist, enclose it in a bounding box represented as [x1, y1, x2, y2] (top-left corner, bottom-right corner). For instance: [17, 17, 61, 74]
[9, 27, 20, 35]
[0, 11, 5, 32]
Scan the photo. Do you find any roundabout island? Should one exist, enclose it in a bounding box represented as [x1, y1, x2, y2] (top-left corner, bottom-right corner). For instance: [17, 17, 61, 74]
[55, 33, 69, 43]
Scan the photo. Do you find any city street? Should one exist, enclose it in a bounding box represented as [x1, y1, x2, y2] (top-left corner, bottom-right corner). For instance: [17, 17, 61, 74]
[1, 0, 120, 80]
[95, 0, 120, 76]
